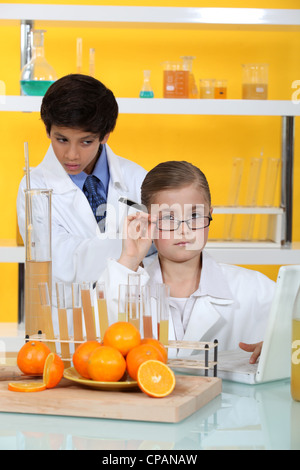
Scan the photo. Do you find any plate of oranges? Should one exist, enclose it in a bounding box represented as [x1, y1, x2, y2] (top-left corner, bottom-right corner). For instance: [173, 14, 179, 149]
[64, 322, 175, 397]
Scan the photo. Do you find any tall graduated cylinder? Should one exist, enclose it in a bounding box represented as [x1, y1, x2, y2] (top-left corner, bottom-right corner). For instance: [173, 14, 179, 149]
[24, 189, 52, 337]
[291, 286, 300, 401]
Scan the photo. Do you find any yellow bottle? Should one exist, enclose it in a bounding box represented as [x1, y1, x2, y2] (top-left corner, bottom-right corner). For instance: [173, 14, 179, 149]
[291, 286, 300, 401]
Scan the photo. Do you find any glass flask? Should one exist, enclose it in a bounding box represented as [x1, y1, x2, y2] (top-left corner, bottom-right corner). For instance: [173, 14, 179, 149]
[139, 70, 154, 98]
[181, 56, 198, 99]
[215, 79, 228, 99]
[242, 64, 269, 100]
[199, 79, 215, 99]
[20, 29, 57, 96]
[162, 61, 189, 98]
[291, 286, 300, 401]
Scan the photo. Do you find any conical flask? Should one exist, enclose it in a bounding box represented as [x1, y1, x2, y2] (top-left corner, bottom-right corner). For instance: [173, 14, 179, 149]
[139, 70, 154, 98]
[20, 29, 57, 96]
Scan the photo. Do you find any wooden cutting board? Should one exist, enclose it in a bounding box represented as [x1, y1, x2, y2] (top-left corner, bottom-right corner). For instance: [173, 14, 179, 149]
[0, 367, 221, 423]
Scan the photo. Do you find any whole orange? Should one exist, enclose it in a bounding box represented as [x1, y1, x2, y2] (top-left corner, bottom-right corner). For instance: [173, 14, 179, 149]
[72, 341, 101, 379]
[87, 346, 126, 382]
[103, 322, 141, 357]
[17, 341, 51, 375]
[126, 343, 165, 381]
[141, 338, 168, 363]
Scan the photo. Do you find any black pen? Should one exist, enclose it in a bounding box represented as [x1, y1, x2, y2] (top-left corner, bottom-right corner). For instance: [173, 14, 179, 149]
[119, 197, 147, 213]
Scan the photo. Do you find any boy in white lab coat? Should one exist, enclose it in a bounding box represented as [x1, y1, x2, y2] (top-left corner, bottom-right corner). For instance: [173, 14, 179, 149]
[17, 74, 148, 287]
[99, 161, 276, 363]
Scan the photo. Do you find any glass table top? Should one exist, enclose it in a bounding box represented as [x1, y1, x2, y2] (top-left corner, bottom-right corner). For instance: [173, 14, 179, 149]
[0, 378, 299, 450]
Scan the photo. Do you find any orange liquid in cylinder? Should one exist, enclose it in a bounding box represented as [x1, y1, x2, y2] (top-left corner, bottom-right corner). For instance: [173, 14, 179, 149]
[159, 319, 169, 346]
[25, 260, 52, 337]
[81, 289, 97, 341]
[143, 316, 153, 338]
[97, 298, 109, 339]
[73, 306, 83, 350]
[129, 318, 140, 331]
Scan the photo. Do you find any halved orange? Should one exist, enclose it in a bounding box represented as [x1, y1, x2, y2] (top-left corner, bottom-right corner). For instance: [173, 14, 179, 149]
[137, 360, 176, 398]
[43, 353, 64, 389]
[8, 382, 46, 392]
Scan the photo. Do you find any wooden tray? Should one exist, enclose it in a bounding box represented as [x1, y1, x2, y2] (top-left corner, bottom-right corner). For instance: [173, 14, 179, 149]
[0, 366, 221, 423]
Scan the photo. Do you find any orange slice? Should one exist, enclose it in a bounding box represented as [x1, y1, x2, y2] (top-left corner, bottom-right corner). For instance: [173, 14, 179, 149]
[8, 382, 46, 392]
[43, 353, 65, 389]
[137, 360, 176, 398]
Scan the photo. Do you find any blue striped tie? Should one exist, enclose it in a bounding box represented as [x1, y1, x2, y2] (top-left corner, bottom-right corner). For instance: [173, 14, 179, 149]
[83, 175, 106, 226]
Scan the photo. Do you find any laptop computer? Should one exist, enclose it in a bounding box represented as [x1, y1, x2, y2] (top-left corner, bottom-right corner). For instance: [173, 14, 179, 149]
[217, 265, 300, 384]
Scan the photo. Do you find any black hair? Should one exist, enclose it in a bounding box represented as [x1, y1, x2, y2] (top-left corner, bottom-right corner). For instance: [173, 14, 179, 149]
[40, 74, 119, 141]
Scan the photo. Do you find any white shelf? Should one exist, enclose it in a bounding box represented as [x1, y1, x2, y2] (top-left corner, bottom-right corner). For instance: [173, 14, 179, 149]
[1, 97, 300, 116]
[0, 5, 300, 29]
[206, 242, 300, 265]
[213, 206, 284, 215]
[0, 242, 24, 263]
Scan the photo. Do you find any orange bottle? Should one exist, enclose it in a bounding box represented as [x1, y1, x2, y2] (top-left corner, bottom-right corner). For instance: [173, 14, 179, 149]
[291, 287, 300, 401]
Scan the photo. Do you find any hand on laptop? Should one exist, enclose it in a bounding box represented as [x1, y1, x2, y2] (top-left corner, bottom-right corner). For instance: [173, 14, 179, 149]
[239, 341, 263, 364]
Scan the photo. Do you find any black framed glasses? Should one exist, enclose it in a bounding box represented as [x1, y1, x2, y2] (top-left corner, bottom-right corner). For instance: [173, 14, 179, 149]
[156, 213, 213, 232]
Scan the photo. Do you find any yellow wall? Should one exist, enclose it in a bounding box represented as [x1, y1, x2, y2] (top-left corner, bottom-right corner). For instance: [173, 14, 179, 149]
[0, 0, 299, 321]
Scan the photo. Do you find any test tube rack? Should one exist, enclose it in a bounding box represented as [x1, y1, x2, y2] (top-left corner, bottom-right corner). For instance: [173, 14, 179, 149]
[28, 331, 219, 378]
[28, 281, 219, 377]
[166, 340, 219, 377]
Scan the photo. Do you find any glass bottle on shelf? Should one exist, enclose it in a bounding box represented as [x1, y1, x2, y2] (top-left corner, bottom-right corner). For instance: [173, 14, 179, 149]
[242, 64, 269, 100]
[139, 70, 154, 98]
[20, 29, 57, 96]
[181, 56, 198, 99]
[291, 286, 300, 401]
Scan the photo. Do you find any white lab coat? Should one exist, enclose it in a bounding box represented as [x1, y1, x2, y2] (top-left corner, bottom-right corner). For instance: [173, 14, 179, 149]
[17, 143, 147, 287]
[98, 251, 276, 357]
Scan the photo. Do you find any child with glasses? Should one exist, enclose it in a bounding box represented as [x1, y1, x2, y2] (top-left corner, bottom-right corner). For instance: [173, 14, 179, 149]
[100, 161, 275, 363]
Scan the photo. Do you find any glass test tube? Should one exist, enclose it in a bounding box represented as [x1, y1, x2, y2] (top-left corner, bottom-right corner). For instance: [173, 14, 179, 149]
[142, 285, 153, 339]
[38, 282, 56, 353]
[127, 284, 140, 331]
[56, 282, 71, 366]
[96, 282, 109, 339]
[223, 157, 244, 240]
[76, 38, 82, 74]
[118, 283, 139, 329]
[80, 282, 97, 341]
[156, 284, 170, 346]
[72, 283, 84, 349]
[118, 284, 128, 322]
[258, 158, 280, 240]
[241, 157, 263, 240]
[89, 48, 95, 78]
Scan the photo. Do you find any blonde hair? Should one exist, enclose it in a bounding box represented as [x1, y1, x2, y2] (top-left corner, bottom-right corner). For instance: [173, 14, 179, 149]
[141, 161, 211, 209]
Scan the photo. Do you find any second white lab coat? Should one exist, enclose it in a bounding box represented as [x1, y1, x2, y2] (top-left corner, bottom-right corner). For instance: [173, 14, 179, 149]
[99, 251, 276, 356]
[17, 143, 147, 286]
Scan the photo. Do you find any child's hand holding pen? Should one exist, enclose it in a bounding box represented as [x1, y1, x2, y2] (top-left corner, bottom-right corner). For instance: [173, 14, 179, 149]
[118, 212, 155, 272]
